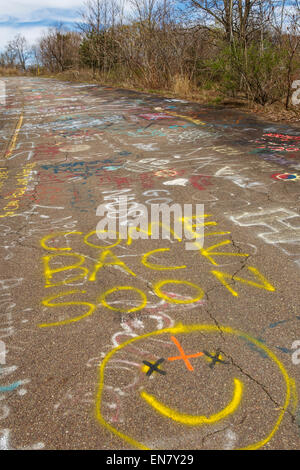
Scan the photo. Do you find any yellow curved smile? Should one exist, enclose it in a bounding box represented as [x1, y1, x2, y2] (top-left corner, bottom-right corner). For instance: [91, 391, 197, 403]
[140, 378, 243, 425]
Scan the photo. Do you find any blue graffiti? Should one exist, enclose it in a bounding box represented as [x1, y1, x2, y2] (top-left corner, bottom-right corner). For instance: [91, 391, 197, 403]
[0, 381, 22, 393]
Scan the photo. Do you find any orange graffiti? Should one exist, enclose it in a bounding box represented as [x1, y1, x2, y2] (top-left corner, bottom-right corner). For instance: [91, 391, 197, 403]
[167, 336, 204, 371]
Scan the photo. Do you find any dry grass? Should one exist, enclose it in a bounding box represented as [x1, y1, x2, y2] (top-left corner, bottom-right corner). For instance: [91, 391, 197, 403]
[246, 101, 300, 124]
[53, 69, 95, 82]
[172, 75, 194, 97]
[0, 67, 25, 77]
[47, 68, 223, 105]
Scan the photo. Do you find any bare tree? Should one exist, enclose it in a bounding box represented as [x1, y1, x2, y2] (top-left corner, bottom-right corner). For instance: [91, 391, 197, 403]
[184, 0, 275, 46]
[78, 0, 124, 73]
[0, 34, 30, 70]
[6, 34, 30, 70]
[39, 25, 81, 72]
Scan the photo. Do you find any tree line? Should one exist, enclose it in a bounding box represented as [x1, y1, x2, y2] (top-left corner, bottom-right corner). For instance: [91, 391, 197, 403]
[2, 0, 300, 108]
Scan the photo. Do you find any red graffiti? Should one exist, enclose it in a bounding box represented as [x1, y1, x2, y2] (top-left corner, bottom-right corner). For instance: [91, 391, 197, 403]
[189, 175, 213, 190]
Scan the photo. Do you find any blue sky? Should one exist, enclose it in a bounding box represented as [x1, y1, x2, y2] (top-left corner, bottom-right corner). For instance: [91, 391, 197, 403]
[0, 1, 83, 49]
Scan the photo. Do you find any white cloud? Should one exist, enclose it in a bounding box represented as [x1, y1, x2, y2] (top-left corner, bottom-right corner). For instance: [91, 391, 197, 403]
[0, 1, 84, 49]
[0, 1, 84, 19]
[0, 25, 49, 48]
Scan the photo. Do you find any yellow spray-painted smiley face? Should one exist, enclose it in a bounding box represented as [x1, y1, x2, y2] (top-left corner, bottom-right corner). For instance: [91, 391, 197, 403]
[95, 324, 295, 450]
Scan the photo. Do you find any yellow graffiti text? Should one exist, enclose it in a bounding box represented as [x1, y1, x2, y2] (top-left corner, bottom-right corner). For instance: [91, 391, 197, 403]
[98, 286, 147, 313]
[39, 290, 96, 327]
[141, 248, 186, 270]
[153, 280, 204, 304]
[40, 232, 83, 251]
[211, 266, 276, 297]
[89, 249, 136, 281]
[43, 253, 89, 288]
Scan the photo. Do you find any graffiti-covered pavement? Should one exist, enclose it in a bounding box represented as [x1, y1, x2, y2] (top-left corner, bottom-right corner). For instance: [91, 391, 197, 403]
[0, 77, 300, 450]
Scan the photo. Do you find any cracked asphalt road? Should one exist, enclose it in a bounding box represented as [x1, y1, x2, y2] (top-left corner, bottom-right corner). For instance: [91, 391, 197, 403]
[0, 77, 300, 450]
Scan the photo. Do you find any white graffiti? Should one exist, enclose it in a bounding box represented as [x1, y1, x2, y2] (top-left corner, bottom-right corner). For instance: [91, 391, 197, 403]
[163, 178, 189, 186]
[230, 208, 300, 244]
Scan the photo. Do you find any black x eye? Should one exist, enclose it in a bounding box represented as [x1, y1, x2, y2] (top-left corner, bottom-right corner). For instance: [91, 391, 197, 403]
[142, 358, 167, 376]
[203, 350, 229, 369]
